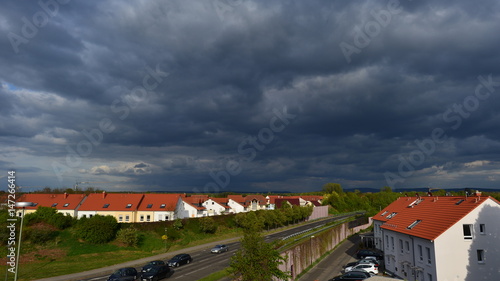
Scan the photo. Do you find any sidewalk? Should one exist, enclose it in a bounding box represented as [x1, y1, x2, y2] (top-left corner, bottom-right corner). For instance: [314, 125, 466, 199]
[35, 237, 241, 281]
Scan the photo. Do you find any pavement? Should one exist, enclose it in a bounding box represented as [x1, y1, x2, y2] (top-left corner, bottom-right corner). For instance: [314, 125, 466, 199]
[34, 237, 241, 281]
[297, 234, 361, 281]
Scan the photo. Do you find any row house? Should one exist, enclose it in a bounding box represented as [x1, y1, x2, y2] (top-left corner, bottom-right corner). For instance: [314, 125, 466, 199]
[77, 192, 144, 223]
[16, 193, 86, 217]
[373, 193, 500, 281]
[266, 195, 323, 209]
[136, 193, 183, 222]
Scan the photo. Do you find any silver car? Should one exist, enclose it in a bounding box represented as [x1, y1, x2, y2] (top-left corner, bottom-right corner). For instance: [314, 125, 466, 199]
[210, 244, 228, 254]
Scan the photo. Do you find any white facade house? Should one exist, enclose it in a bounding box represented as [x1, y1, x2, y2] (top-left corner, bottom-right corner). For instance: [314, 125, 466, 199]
[175, 197, 206, 219]
[374, 194, 500, 281]
[202, 198, 229, 216]
[227, 198, 247, 213]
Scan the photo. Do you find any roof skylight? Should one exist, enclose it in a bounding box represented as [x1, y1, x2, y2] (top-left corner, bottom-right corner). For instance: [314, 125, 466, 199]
[407, 220, 422, 229]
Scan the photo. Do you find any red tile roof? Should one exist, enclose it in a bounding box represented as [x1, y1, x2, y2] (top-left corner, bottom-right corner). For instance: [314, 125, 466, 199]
[137, 194, 182, 211]
[15, 193, 86, 210]
[275, 198, 301, 208]
[78, 192, 144, 211]
[376, 195, 499, 241]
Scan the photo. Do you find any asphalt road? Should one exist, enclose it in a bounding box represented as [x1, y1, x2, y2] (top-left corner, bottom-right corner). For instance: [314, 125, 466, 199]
[36, 213, 360, 281]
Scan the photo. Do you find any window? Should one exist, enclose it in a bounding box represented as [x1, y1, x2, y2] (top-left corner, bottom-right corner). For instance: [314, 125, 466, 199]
[125, 215, 129, 222]
[391, 237, 395, 250]
[477, 249, 485, 263]
[160, 204, 166, 208]
[140, 215, 144, 221]
[103, 204, 110, 208]
[426, 247, 431, 264]
[51, 203, 58, 207]
[89, 214, 93, 218]
[126, 204, 132, 208]
[381, 211, 388, 216]
[119, 216, 123, 222]
[386, 235, 389, 249]
[427, 273, 433, 281]
[146, 215, 151, 222]
[82, 214, 87, 218]
[405, 241, 410, 253]
[399, 239, 404, 253]
[407, 220, 422, 229]
[147, 204, 153, 208]
[456, 199, 465, 205]
[479, 224, 485, 234]
[418, 245, 423, 261]
[463, 224, 473, 239]
[63, 203, 69, 207]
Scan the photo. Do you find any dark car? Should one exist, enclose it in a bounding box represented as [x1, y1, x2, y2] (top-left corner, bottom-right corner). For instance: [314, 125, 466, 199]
[355, 249, 383, 259]
[140, 264, 171, 281]
[107, 267, 138, 281]
[141, 260, 165, 272]
[167, 253, 192, 267]
[211, 244, 229, 254]
[328, 270, 371, 281]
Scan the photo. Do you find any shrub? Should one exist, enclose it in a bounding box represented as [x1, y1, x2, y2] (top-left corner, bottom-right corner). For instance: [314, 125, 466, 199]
[25, 223, 58, 244]
[199, 217, 217, 234]
[76, 215, 118, 244]
[116, 227, 140, 247]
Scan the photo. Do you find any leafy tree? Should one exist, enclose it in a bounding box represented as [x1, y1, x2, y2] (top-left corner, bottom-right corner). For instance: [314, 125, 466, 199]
[24, 206, 75, 229]
[76, 215, 118, 244]
[322, 183, 343, 194]
[229, 229, 290, 281]
[199, 217, 218, 234]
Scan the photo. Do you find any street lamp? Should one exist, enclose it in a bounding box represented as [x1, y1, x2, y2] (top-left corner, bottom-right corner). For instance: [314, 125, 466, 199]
[310, 235, 315, 266]
[14, 202, 34, 281]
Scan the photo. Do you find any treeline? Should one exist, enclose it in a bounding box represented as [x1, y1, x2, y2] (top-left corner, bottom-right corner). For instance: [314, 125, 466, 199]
[320, 183, 500, 216]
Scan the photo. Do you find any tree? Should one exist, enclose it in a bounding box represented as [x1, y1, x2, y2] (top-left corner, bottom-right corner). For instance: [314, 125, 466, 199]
[228, 229, 290, 281]
[322, 183, 343, 194]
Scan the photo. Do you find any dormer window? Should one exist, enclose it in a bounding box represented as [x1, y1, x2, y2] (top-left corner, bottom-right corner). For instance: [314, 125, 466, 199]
[160, 204, 166, 208]
[103, 204, 110, 208]
[51, 203, 58, 207]
[407, 220, 422, 229]
[381, 211, 388, 216]
[63, 203, 69, 207]
[147, 204, 153, 208]
[126, 204, 132, 208]
[387, 212, 397, 219]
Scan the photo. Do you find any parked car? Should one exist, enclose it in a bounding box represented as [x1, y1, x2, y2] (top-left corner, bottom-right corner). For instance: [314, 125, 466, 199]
[343, 258, 378, 270]
[355, 249, 383, 259]
[344, 263, 379, 275]
[141, 260, 165, 272]
[211, 244, 229, 254]
[167, 254, 192, 267]
[328, 270, 371, 281]
[107, 267, 138, 281]
[140, 264, 171, 281]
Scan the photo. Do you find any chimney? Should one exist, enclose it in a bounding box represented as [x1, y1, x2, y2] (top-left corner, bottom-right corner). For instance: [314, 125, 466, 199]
[102, 191, 107, 199]
[64, 192, 68, 199]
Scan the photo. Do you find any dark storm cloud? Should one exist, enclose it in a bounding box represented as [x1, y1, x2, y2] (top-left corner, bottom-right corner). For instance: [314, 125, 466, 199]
[1, 0, 500, 192]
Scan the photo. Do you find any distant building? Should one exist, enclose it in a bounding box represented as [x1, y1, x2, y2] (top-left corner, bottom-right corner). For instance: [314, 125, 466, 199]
[373, 193, 500, 281]
[136, 193, 183, 222]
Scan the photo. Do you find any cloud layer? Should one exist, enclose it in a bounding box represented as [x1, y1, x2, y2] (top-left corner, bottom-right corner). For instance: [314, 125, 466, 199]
[1, 0, 500, 192]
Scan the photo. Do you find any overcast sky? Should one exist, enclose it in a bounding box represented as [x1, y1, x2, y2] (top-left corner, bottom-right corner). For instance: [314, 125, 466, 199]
[1, 0, 500, 193]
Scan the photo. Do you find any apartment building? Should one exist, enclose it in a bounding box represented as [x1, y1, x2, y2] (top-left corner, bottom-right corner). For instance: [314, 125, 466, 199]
[374, 194, 500, 281]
